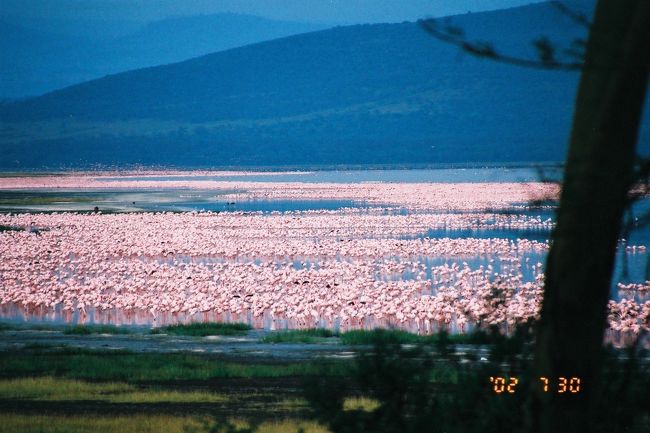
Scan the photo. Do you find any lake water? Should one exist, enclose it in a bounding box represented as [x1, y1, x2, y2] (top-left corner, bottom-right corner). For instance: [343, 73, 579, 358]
[101, 166, 564, 184]
[0, 190, 372, 213]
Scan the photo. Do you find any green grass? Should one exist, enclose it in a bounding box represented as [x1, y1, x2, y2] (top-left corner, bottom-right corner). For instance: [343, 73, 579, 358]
[0, 376, 227, 403]
[63, 324, 132, 335]
[0, 348, 352, 382]
[273, 396, 378, 413]
[151, 322, 252, 337]
[340, 329, 422, 345]
[0, 415, 331, 433]
[0, 414, 207, 433]
[0, 321, 133, 335]
[260, 328, 339, 344]
[342, 396, 381, 412]
[1, 320, 492, 345]
[339, 329, 492, 345]
[260, 328, 493, 345]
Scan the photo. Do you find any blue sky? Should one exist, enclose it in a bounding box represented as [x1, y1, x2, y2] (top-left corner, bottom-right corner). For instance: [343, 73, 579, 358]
[3, 0, 540, 24]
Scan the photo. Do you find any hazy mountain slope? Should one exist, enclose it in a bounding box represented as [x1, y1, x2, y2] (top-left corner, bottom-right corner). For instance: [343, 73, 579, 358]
[0, 19, 103, 99]
[0, 14, 328, 98]
[3, 1, 646, 169]
[113, 13, 327, 68]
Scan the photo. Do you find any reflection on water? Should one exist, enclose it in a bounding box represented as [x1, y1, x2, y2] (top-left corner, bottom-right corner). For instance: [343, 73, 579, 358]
[0, 189, 370, 213]
[154, 199, 366, 213]
[0, 301, 459, 334]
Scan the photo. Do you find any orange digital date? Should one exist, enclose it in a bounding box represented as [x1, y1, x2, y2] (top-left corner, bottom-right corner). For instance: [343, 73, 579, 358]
[489, 376, 581, 394]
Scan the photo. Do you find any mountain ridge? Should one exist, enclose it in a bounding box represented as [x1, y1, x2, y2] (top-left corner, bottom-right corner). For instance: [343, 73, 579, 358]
[0, 13, 329, 98]
[2, 1, 648, 169]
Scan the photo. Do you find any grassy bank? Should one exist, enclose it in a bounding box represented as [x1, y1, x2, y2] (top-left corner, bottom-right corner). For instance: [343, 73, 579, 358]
[261, 329, 338, 344]
[0, 377, 226, 403]
[151, 322, 252, 336]
[260, 328, 492, 346]
[0, 347, 352, 382]
[0, 321, 250, 336]
[0, 415, 330, 433]
[2, 321, 494, 345]
[63, 324, 131, 335]
[0, 322, 133, 335]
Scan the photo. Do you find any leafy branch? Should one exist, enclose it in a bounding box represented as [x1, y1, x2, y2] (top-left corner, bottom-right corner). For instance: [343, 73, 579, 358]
[419, 17, 584, 71]
[418, 1, 594, 71]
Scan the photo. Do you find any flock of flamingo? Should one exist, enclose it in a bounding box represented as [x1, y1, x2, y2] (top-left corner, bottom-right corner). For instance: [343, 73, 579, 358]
[0, 173, 648, 343]
[0, 171, 559, 211]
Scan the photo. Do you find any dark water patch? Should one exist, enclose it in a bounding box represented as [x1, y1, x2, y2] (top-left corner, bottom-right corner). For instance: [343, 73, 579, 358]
[159, 199, 366, 213]
[405, 228, 552, 243]
[0, 190, 368, 213]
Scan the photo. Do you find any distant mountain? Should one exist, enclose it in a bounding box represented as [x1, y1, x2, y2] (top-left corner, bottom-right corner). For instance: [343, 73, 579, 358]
[0, 13, 328, 98]
[0, 19, 103, 98]
[1, 1, 648, 169]
[113, 14, 326, 69]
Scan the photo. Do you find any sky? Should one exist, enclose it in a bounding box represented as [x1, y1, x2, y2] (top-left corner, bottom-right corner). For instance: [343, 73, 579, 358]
[2, 0, 540, 24]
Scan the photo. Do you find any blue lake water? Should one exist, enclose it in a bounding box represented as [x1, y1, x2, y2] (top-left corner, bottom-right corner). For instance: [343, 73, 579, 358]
[101, 166, 564, 184]
[148, 199, 365, 213]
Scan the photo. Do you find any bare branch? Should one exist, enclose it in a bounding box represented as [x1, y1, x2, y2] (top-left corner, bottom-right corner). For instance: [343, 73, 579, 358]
[562, 38, 587, 61]
[419, 19, 583, 71]
[550, 1, 592, 29]
[534, 37, 559, 66]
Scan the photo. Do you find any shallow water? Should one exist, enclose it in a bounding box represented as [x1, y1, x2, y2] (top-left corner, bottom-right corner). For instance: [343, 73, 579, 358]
[100, 167, 563, 184]
[0, 190, 372, 213]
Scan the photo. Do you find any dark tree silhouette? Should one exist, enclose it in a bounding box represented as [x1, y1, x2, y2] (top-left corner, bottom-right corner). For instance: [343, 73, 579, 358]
[530, 1, 650, 432]
[424, 1, 650, 430]
[300, 2, 650, 432]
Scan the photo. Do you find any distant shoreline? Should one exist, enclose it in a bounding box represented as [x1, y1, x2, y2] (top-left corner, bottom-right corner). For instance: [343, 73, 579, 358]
[0, 161, 564, 176]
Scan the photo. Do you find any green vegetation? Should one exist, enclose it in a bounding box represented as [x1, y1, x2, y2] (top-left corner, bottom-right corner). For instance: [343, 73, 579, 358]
[260, 328, 494, 346]
[0, 377, 227, 403]
[0, 322, 18, 331]
[342, 396, 381, 412]
[3, 332, 645, 432]
[305, 325, 650, 433]
[340, 329, 430, 345]
[0, 347, 351, 382]
[0, 415, 207, 433]
[339, 329, 491, 346]
[0, 321, 134, 335]
[0, 415, 330, 433]
[63, 324, 131, 335]
[261, 328, 338, 344]
[151, 322, 252, 337]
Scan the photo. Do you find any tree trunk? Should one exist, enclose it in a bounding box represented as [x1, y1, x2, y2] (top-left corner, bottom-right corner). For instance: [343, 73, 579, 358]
[530, 1, 650, 432]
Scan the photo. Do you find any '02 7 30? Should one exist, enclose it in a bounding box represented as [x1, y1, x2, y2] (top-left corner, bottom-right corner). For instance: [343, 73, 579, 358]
[489, 376, 581, 394]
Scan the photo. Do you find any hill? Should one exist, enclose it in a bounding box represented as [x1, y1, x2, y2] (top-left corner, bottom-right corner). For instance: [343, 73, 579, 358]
[0, 14, 327, 98]
[2, 1, 647, 169]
